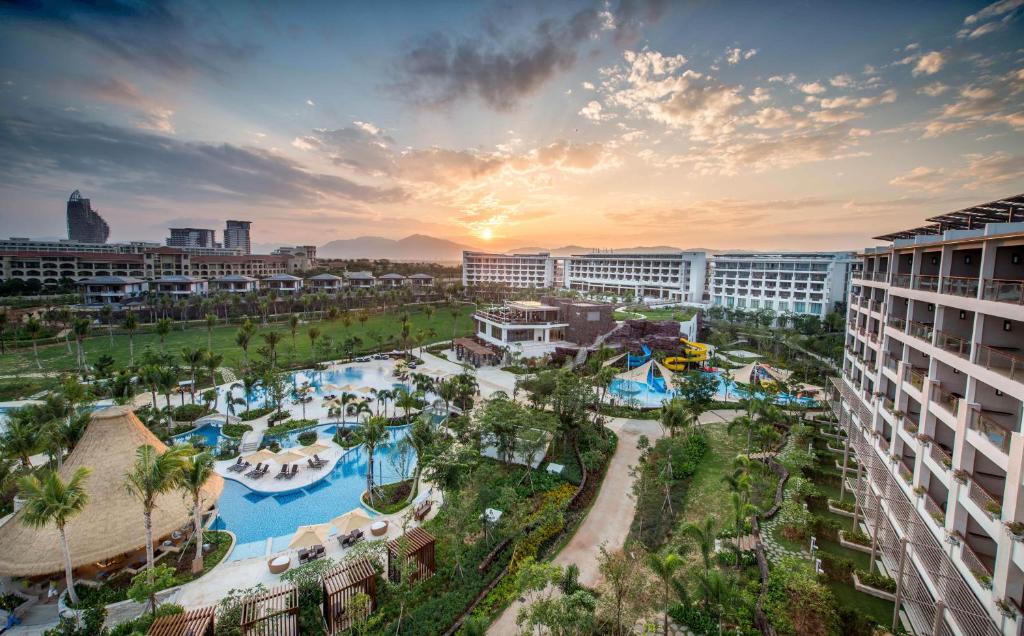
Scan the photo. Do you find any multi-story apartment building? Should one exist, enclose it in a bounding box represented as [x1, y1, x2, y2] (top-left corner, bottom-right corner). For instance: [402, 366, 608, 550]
[564, 252, 707, 303]
[65, 190, 109, 244]
[223, 220, 252, 255]
[834, 194, 1024, 636]
[462, 251, 555, 289]
[709, 252, 855, 317]
[167, 228, 219, 249]
[78, 276, 148, 305]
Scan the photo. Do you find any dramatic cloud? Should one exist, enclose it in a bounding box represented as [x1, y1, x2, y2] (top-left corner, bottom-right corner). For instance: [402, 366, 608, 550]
[922, 73, 1024, 137]
[0, 112, 404, 206]
[292, 123, 395, 175]
[390, 0, 668, 110]
[961, 151, 1024, 188]
[579, 100, 613, 121]
[0, 0, 256, 78]
[76, 76, 175, 133]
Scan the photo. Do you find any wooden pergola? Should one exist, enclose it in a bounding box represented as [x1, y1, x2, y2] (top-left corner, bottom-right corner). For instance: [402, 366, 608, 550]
[387, 527, 436, 584]
[147, 605, 216, 636]
[322, 557, 378, 634]
[240, 585, 299, 636]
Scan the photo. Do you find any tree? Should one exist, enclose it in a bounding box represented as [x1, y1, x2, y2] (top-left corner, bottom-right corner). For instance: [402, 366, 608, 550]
[180, 346, 205, 404]
[0, 310, 6, 355]
[476, 397, 524, 465]
[596, 543, 652, 636]
[262, 331, 283, 368]
[405, 416, 434, 502]
[123, 444, 192, 590]
[177, 452, 215, 572]
[676, 371, 718, 420]
[99, 304, 114, 346]
[155, 318, 172, 353]
[307, 326, 321, 358]
[680, 515, 717, 572]
[24, 316, 44, 370]
[288, 314, 299, 357]
[550, 370, 594, 454]
[1, 407, 41, 468]
[235, 328, 252, 366]
[204, 351, 223, 389]
[394, 387, 420, 424]
[660, 396, 695, 438]
[71, 317, 90, 372]
[515, 558, 597, 636]
[18, 468, 90, 605]
[123, 310, 138, 366]
[647, 550, 685, 636]
[127, 562, 176, 618]
[205, 313, 218, 351]
[355, 416, 389, 505]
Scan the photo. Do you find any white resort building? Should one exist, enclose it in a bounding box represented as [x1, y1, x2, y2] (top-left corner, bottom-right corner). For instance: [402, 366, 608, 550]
[474, 300, 568, 347]
[834, 194, 1024, 636]
[78, 275, 148, 305]
[709, 252, 855, 317]
[564, 251, 707, 303]
[263, 273, 304, 294]
[462, 251, 555, 289]
[210, 274, 260, 294]
[151, 275, 208, 298]
[306, 273, 344, 292]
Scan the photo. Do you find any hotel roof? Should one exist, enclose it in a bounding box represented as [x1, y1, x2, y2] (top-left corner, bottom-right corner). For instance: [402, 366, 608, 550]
[379, 272, 406, 279]
[873, 193, 1024, 242]
[77, 275, 145, 284]
[308, 273, 343, 280]
[154, 275, 204, 283]
[212, 274, 258, 282]
[264, 273, 302, 281]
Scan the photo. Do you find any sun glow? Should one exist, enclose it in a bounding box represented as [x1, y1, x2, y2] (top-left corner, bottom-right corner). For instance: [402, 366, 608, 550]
[479, 227, 494, 241]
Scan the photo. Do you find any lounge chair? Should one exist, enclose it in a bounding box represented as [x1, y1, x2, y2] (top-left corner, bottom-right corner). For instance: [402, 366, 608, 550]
[312, 454, 327, 467]
[226, 457, 243, 471]
[252, 465, 270, 480]
[274, 464, 289, 480]
[414, 499, 433, 522]
[229, 461, 251, 473]
[307, 458, 322, 470]
[338, 529, 364, 548]
[245, 463, 263, 478]
[285, 464, 299, 479]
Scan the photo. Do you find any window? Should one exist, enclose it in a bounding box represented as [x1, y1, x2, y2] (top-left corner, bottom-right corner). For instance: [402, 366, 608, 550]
[737, 298, 747, 308]
[811, 303, 822, 315]
[726, 297, 735, 307]
[794, 302, 806, 313]
[587, 311, 601, 322]
[751, 299, 760, 309]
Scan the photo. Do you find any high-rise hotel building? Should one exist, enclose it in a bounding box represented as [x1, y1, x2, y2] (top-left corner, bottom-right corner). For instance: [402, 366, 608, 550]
[833, 194, 1024, 635]
[709, 252, 856, 317]
[224, 220, 252, 255]
[564, 252, 707, 303]
[462, 251, 555, 289]
[65, 190, 109, 244]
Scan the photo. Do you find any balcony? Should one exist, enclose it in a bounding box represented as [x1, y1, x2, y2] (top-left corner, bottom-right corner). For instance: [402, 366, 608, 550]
[974, 344, 1024, 383]
[967, 409, 1014, 454]
[930, 442, 952, 471]
[935, 330, 971, 359]
[967, 474, 1003, 520]
[941, 275, 980, 298]
[891, 273, 911, 288]
[913, 274, 941, 292]
[904, 367, 925, 391]
[888, 315, 907, 331]
[932, 384, 962, 415]
[907, 320, 933, 343]
[960, 539, 995, 587]
[982, 279, 1024, 305]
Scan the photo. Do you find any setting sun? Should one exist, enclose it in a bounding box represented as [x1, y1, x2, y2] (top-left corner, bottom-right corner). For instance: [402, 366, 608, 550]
[479, 228, 494, 241]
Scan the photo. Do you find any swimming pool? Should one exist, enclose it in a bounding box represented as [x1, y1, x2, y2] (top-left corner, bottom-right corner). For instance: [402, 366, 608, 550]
[608, 371, 818, 408]
[212, 425, 413, 560]
[172, 422, 226, 449]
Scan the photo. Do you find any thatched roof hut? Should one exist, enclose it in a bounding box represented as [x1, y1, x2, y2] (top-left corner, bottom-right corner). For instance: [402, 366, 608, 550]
[0, 406, 224, 577]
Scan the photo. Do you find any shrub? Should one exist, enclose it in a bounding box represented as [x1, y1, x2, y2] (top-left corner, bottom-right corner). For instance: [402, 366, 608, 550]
[238, 406, 275, 421]
[221, 423, 252, 439]
[843, 528, 871, 546]
[855, 569, 896, 593]
[171, 404, 210, 422]
[828, 498, 854, 512]
[779, 499, 813, 541]
[297, 431, 318, 446]
[818, 552, 854, 582]
[811, 516, 841, 542]
[268, 410, 291, 424]
[764, 557, 840, 636]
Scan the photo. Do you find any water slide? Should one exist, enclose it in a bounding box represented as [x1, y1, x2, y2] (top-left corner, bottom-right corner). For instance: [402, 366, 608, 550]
[662, 338, 711, 371]
[626, 344, 652, 368]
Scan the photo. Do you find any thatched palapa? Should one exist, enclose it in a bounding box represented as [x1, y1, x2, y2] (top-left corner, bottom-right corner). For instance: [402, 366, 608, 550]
[0, 406, 224, 577]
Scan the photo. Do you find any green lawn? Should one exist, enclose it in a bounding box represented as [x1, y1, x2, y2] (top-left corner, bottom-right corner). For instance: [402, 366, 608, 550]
[614, 306, 698, 322]
[0, 305, 475, 379]
[677, 421, 745, 530]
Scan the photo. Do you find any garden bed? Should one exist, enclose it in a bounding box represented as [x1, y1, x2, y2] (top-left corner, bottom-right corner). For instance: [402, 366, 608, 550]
[852, 571, 897, 601]
[362, 479, 415, 514]
[238, 406, 275, 421]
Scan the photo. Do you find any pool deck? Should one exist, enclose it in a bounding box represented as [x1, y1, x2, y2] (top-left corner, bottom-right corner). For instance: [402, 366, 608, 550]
[214, 441, 348, 494]
[174, 484, 443, 608]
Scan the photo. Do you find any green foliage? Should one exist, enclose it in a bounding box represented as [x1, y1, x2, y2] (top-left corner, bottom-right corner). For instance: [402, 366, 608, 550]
[265, 418, 319, 434]
[764, 556, 841, 636]
[818, 552, 854, 583]
[843, 528, 871, 546]
[220, 423, 252, 438]
[127, 563, 176, 610]
[214, 585, 268, 636]
[281, 558, 336, 635]
[43, 606, 107, 636]
[296, 430, 318, 446]
[107, 603, 184, 636]
[778, 499, 813, 540]
[630, 433, 710, 550]
[855, 569, 896, 593]
[170, 404, 210, 422]
[237, 406, 275, 421]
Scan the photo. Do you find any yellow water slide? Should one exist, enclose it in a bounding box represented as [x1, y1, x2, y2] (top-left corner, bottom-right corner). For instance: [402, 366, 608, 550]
[662, 338, 710, 370]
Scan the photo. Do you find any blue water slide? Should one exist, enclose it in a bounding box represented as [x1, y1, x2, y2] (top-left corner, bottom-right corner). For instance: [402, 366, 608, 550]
[626, 344, 653, 368]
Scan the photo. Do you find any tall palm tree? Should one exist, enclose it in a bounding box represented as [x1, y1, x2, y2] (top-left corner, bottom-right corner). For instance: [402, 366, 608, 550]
[71, 317, 90, 372]
[261, 331, 283, 368]
[406, 416, 434, 502]
[1, 407, 43, 468]
[204, 313, 217, 352]
[647, 550, 685, 636]
[99, 304, 114, 346]
[374, 388, 393, 418]
[680, 515, 717, 573]
[235, 328, 252, 367]
[123, 311, 138, 367]
[124, 445, 192, 587]
[357, 416, 389, 505]
[307, 326, 321, 359]
[204, 351, 223, 389]
[288, 314, 299, 356]
[177, 452, 214, 572]
[180, 347, 205, 404]
[0, 310, 7, 355]
[155, 318, 172, 353]
[394, 387, 420, 424]
[24, 316, 43, 370]
[18, 468, 91, 605]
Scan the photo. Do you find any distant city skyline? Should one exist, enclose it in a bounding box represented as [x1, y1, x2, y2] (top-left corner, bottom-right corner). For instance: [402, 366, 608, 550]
[1, 1, 1022, 251]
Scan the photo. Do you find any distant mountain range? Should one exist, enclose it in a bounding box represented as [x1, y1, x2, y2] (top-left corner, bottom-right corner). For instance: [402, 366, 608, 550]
[318, 234, 732, 262]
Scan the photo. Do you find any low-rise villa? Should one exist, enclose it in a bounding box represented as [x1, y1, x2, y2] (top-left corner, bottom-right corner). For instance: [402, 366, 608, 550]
[408, 272, 434, 288]
[263, 273, 304, 294]
[345, 271, 375, 288]
[77, 275, 148, 306]
[377, 273, 406, 288]
[210, 274, 259, 293]
[151, 275, 209, 298]
[306, 272, 344, 292]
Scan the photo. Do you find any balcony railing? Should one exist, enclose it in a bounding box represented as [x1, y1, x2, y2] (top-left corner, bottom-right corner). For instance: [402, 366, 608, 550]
[930, 442, 951, 470]
[851, 271, 863, 280]
[902, 415, 919, 435]
[888, 316, 907, 331]
[897, 461, 912, 483]
[891, 273, 911, 288]
[935, 330, 971, 359]
[871, 271, 889, 282]
[967, 477, 1002, 518]
[960, 540, 994, 584]
[982, 278, 1024, 305]
[907, 320, 933, 343]
[931, 384, 961, 415]
[974, 344, 1024, 383]
[879, 435, 890, 452]
[883, 355, 899, 372]
[913, 274, 940, 292]
[968, 409, 1014, 454]
[869, 300, 883, 313]
[904, 367, 925, 390]
[941, 275, 979, 298]
[923, 492, 945, 525]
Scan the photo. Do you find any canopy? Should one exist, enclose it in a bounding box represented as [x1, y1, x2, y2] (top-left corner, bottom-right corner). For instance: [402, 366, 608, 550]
[299, 442, 331, 456]
[653, 360, 677, 392]
[0, 406, 224, 577]
[288, 524, 330, 549]
[273, 450, 307, 465]
[330, 508, 373, 535]
[357, 386, 376, 394]
[615, 359, 653, 383]
[730, 362, 759, 386]
[761, 364, 792, 383]
[245, 448, 279, 463]
[601, 352, 627, 368]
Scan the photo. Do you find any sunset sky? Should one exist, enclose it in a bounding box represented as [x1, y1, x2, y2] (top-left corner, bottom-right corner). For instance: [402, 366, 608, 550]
[0, 0, 1022, 252]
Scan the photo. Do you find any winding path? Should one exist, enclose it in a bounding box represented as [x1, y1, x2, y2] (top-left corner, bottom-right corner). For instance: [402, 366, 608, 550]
[487, 409, 743, 634]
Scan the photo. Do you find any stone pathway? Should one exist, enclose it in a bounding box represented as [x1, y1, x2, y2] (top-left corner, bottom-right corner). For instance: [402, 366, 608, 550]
[758, 437, 809, 564]
[219, 366, 238, 384]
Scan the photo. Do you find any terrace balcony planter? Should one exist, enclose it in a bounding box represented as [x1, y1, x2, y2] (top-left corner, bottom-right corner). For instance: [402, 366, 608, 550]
[985, 500, 1003, 520]
[838, 530, 871, 554]
[996, 598, 1019, 619]
[952, 469, 970, 484]
[1005, 521, 1024, 542]
[930, 510, 946, 525]
[913, 486, 926, 497]
[852, 571, 897, 602]
[945, 530, 962, 546]
[916, 434, 934, 446]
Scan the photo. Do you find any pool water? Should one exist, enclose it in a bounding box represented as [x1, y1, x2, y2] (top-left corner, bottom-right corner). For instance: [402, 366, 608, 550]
[173, 422, 225, 449]
[213, 425, 414, 560]
[608, 371, 818, 409]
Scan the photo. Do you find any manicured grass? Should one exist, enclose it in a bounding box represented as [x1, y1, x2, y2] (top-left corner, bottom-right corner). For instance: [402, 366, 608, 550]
[0, 305, 475, 380]
[826, 580, 894, 627]
[678, 421, 745, 529]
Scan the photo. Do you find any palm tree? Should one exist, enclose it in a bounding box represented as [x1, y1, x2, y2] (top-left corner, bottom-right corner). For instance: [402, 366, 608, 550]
[394, 387, 419, 423]
[647, 550, 685, 636]
[99, 304, 114, 346]
[288, 314, 299, 357]
[177, 452, 214, 572]
[1, 409, 41, 468]
[406, 416, 434, 502]
[0, 310, 7, 355]
[680, 515, 717, 572]
[157, 366, 178, 422]
[349, 400, 372, 424]
[729, 492, 757, 560]
[262, 331, 283, 368]
[124, 445, 191, 588]
[357, 416, 389, 505]
[180, 347, 205, 404]
[24, 316, 43, 370]
[235, 328, 252, 366]
[307, 326, 321, 359]
[204, 351, 223, 389]
[338, 392, 357, 426]
[155, 318, 172, 353]
[18, 468, 91, 605]
[204, 313, 217, 351]
[374, 388, 393, 417]
[72, 317, 90, 372]
[123, 311, 138, 366]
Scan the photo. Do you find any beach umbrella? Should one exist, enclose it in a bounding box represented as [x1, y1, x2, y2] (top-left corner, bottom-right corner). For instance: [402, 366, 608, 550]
[357, 386, 376, 394]
[274, 450, 307, 464]
[244, 449, 278, 463]
[330, 508, 373, 535]
[288, 524, 330, 549]
[299, 442, 331, 456]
